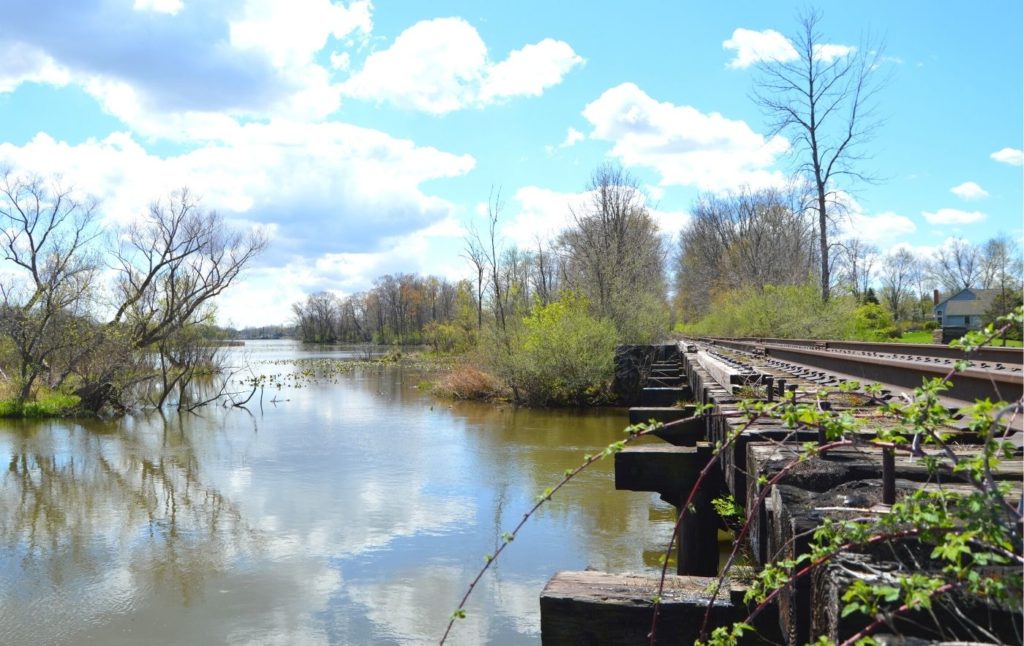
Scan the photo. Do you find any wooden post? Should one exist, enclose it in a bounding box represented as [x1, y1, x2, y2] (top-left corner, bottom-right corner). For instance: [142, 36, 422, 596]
[678, 443, 719, 577]
[882, 447, 895, 505]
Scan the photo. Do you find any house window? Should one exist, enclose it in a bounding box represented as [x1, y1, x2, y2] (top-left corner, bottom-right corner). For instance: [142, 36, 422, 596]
[964, 315, 971, 327]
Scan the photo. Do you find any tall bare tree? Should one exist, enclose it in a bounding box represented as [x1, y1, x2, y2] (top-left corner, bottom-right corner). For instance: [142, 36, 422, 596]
[754, 9, 885, 301]
[462, 224, 489, 331]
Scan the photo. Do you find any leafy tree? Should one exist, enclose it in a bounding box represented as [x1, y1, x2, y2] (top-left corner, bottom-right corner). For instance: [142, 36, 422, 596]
[983, 290, 1023, 341]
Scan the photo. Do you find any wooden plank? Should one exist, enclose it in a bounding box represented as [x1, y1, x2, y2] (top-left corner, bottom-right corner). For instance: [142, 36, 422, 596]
[540, 570, 751, 646]
[696, 350, 756, 390]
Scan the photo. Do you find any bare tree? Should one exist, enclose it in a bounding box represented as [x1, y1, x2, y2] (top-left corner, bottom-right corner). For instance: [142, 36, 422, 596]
[531, 237, 560, 307]
[292, 291, 340, 343]
[110, 188, 267, 349]
[754, 9, 886, 301]
[930, 238, 981, 293]
[880, 248, 918, 320]
[462, 224, 489, 330]
[676, 185, 815, 320]
[835, 237, 879, 299]
[560, 163, 666, 341]
[979, 235, 1023, 291]
[0, 172, 101, 401]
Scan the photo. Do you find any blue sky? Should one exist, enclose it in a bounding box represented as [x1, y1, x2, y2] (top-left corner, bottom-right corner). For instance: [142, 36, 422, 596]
[0, 0, 1020, 327]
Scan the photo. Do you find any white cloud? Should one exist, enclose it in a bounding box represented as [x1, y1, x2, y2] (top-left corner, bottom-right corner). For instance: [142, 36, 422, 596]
[723, 28, 854, 69]
[500, 186, 588, 248]
[831, 191, 917, 245]
[229, 0, 372, 69]
[341, 18, 583, 114]
[839, 211, 917, 244]
[921, 208, 986, 225]
[991, 147, 1024, 166]
[545, 127, 585, 154]
[479, 38, 584, 102]
[0, 0, 373, 137]
[498, 185, 689, 251]
[582, 82, 789, 190]
[0, 42, 71, 92]
[132, 0, 183, 15]
[812, 43, 855, 62]
[723, 28, 797, 68]
[330, 51, 351, 71]
[950, 181, 989, 200]
[0, 122, 476, 326]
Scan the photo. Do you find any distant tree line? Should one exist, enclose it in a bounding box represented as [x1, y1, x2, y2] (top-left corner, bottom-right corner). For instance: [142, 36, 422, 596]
[291, 274, 473, 346]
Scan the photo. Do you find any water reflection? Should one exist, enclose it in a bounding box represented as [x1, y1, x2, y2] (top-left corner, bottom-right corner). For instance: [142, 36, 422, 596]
[0, 417, 260, 644]
[0, 342, 675, 645]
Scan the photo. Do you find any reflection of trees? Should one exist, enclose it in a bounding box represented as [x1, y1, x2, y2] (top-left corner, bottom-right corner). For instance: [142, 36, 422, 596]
[0, 417, 258, 605]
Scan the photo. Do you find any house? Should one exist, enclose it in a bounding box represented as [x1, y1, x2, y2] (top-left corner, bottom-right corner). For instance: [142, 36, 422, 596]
[933, 288, 1000, 330]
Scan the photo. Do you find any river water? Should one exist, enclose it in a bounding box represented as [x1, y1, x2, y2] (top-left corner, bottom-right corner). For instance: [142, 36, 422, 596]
[0, 341, 674, 645]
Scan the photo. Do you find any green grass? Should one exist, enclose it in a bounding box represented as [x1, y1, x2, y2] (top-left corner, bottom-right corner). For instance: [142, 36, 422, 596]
[0, 393, 81, 418]
[894, 330, 1022, 347]
[893, 330, 933, 344]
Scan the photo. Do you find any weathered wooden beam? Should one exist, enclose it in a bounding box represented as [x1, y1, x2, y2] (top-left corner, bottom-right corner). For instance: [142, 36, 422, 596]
[540, 570, 752, 646]
[812, 556, 1024, 644]
[615, 445, 703, 496]
[696, 350, 757, 391]
[628, 406, 697, 425]
[615, 444, 722, 576]
[639, 386, 691, 406]
[650, 416, 707, 447]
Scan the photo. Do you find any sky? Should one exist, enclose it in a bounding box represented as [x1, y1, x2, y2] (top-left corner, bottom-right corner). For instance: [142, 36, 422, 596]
[0, 1, 1021, 328]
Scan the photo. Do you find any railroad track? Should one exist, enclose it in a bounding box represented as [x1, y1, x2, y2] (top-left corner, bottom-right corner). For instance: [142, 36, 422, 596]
[688, 336, 1023, 407]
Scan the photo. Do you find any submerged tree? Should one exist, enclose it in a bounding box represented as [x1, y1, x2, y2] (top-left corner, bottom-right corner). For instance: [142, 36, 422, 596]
[753, 9, 886, 302]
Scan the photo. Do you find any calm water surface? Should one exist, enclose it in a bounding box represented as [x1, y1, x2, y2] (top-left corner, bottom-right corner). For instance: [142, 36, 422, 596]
[0, 341, 673, 645]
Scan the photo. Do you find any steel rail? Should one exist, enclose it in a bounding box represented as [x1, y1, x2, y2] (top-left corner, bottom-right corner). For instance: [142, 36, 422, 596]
[697, 336, 1022, 366]
[691, 338, 1023, 406]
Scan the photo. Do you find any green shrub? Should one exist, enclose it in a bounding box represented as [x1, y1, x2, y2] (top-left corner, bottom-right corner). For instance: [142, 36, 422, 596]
[494, 293, 617, 406]
[682, 282, 857, 339]
[424, 321, 476, 355]
[852, 303, 899, 340]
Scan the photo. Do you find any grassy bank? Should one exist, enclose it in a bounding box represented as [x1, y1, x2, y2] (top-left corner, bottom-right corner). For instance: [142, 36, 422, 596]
[0, 392, 81, 418]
